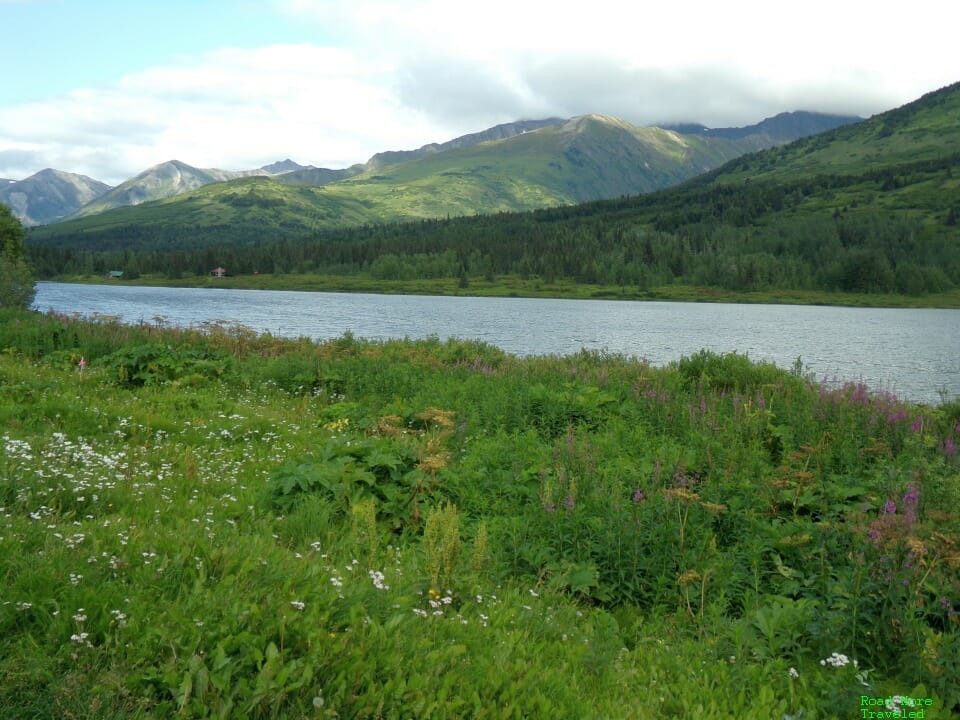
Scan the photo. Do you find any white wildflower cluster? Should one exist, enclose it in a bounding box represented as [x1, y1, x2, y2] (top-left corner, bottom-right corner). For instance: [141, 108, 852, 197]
[820, 652, 857, 668]
[290, 600, 305, 611]
[3, 436, 33, 460]
[886, 696, 905, 713]
[110, 609, 128, 627]
[368, 569, 389, 591]
[788, 667, 799, 679]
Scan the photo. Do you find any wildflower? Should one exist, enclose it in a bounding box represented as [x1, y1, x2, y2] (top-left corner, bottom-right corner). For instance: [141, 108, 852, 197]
[290, 600, 305, 611]
[368, 569, 389, 591]
[820, 652, 850, 668]
[788, 667, 799, 679]
[940, 597, 957, 619]
[632, 488, 645, 504]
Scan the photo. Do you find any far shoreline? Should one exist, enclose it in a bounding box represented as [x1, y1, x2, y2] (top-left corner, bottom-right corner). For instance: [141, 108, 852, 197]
[38, 274, 960, 309]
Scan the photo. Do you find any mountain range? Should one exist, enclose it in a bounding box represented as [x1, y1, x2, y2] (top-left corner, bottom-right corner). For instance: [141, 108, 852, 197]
[19, 110, 859, 244]
[24, 80, 960, 302]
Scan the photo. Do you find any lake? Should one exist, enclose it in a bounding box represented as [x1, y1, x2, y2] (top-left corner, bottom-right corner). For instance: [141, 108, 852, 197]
[32, 282, 960, 405]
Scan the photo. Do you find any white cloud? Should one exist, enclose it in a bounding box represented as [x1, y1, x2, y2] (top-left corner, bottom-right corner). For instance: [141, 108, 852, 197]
[0, 44, 450, 183]
[280, 0, 960, 124]
[1, 0, 958, 182]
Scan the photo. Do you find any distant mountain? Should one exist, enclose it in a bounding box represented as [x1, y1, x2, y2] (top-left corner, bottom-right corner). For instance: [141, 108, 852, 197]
[27, 111, 858, 227]
[259, 159, 309, 174]
[0, 169, 111, 226]
[29, 109, 855, 248]
[364, 118, 566, 170]
[662, 111, 861, 143]
[272, 165, 365, 187]
[66, 159, 273, 218]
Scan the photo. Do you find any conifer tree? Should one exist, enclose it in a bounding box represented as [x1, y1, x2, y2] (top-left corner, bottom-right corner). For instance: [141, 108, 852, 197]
[0, 204, 36, 308]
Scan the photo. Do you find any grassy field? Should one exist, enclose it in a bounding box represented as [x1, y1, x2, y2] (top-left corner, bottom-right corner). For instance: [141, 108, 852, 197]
[1, 309, 959, 718]
[49, 273, 960, 308]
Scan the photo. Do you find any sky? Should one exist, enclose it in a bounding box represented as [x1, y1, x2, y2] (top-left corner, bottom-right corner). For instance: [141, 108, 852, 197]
[1, 0, 958, 185]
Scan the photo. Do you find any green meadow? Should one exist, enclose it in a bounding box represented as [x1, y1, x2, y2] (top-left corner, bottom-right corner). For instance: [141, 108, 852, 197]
[1, 309, 958, 718]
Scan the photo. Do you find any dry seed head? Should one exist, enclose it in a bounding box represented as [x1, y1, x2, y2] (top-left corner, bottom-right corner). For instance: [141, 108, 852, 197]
[678, 570, 702, 587]
[416, 407, 456, 429]
[700, 501, 728, 515]
[664, 488, 700, 504]
[375, 415, 403, 437]
[417, 454, 448, 473]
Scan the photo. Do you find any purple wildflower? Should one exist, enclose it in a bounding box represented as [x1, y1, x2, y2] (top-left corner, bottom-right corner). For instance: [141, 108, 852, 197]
[940, 598, 957, 618]
[883, 500, 897, 515]
[942, 436, 957, 460]
[632, 488, 645, 504]
[563, 495, 576, 510]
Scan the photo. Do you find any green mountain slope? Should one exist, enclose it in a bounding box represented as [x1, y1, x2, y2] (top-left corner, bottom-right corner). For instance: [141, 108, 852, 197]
[30, 112, 855, 249]
[68, 160, 276, 219]
[712, 82, 960, 182]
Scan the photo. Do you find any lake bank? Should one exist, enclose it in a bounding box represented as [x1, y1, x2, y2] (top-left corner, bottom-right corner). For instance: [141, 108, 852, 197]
[45, 272, 960, 308]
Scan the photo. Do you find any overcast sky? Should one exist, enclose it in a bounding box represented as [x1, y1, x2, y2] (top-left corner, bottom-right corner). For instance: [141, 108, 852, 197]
[1, 0, 957, 184]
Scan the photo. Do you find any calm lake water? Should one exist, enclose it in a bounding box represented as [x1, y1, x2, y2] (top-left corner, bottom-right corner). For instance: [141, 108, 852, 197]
[32, 282, 960, 405]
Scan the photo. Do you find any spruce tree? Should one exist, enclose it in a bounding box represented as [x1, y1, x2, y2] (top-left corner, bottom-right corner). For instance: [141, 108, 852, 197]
[0, 204, 36, 308]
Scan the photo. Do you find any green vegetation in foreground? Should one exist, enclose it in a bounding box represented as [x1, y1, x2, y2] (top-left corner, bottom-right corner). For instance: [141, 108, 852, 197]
[1, 308, 959, 718]
[53, 272, 960, 308]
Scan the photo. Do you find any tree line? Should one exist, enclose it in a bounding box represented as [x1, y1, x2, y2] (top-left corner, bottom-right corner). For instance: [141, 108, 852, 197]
[26, 155, 960, 296]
